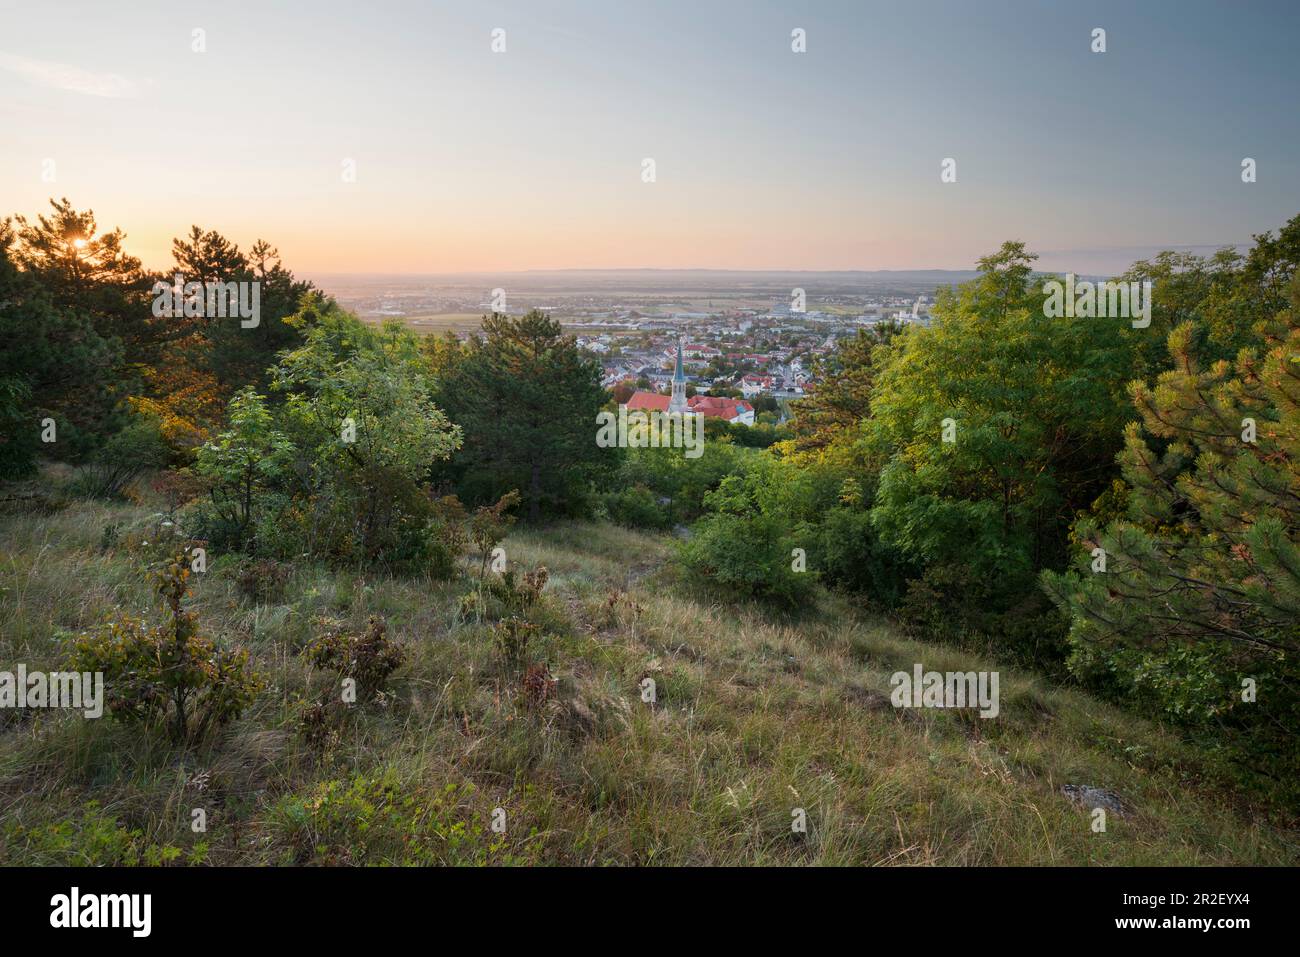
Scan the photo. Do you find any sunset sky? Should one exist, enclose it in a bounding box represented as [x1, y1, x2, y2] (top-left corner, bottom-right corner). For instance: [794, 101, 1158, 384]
[2, 0, 1298, 275]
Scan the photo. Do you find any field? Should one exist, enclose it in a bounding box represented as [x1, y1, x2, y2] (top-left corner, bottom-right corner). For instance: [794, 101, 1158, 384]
[1, 489, 1295, 866]
[357, 313, 486, 335]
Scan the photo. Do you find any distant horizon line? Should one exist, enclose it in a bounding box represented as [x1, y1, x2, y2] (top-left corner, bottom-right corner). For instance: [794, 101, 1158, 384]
[303, 244, 1249, 280]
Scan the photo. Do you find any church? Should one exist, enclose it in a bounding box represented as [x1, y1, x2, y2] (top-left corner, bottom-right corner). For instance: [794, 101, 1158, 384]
[622, 340, 756, 426]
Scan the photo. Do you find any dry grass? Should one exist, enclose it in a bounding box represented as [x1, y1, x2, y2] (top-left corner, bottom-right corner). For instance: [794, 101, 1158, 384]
[0, 495, 1295, 865]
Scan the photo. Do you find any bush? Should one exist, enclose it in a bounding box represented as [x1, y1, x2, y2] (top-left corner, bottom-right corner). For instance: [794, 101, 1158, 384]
[1, 803, 202, 866]
[678, 511, 814, 608]
[307, 615, 404, 701]
[493, 616, 538, 669]
[268, 770, 521, 865]
[189, 306, 463, 570]
[603, 483, 673, 531]
[69, 549, 263, 743]
[470, 490, 521, 577]
[815, 506, 913, 605]
[482, 565, 548, 615]
[426, 494, 469, 579]
[233, 557, 292, 604]
[66, 413, 168, 500]
[609, 441, 753, 526]
[899, 563, 1069, 671]
[189, 387, 291, 550]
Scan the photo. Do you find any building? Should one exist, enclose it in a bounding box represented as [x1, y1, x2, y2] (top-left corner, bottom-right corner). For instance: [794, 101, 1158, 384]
[623, 391, 755, 427]
[740, 373, 775, 398]
[668, 338, 688, 414]
[623, 343, 755, 426]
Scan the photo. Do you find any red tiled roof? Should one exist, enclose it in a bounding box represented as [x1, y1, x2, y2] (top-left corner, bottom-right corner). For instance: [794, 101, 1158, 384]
[689, 395, 752, 420]
[623, 391, 753, 422]
[625, 391, 671, 412]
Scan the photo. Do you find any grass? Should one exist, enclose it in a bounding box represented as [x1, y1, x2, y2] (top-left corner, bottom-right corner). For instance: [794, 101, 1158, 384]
[0, 492, 1296, 866]
[357, 313, 486, 335]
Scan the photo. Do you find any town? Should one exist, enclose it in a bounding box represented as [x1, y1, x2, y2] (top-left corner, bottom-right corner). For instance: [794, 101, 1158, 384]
[325, 269, 958, 426]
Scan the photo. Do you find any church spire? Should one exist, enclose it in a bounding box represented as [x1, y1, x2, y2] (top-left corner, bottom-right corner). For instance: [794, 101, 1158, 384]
[669, 336, 688, 414]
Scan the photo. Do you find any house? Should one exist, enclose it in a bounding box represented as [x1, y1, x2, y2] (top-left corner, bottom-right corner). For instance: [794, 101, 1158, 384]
[624, 391, 755, 427]
[623, 341, 754, 426]
[662, 342, 720, 368]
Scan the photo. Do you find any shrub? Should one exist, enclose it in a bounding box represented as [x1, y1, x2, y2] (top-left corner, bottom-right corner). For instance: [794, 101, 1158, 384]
[521, 662, 557, 707]
[603, 483, 672, 531]
[307, 615, 404, 701]
[189, 387, 292, 550]
[273, 306, 462, 567]
[98, 522, 121, 553]
[1, 803, 202, 867]
[678, 511, 814, 609]
[470, 490, 521, 577]
[268, 770, 520, 866]
[233, 557, 292, 604]
[815, 505, 913, 605]
[150, 468, 204, 519]
[427, 494, 469, 579]
[69, 549, 263, 743]
[1042, 270, 1300, 793]
[189, 307, 463, 570]
[609, 440, 753, 526]
[899, 563, 1069, 670]
[66, 413, 168, 500]
[493, 616, 538, 669]
[482, 565, 548, 616]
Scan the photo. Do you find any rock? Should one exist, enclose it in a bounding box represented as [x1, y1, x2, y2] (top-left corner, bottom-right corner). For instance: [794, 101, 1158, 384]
[843, 685, 891, 710]
[1062, 784, 1127, 817]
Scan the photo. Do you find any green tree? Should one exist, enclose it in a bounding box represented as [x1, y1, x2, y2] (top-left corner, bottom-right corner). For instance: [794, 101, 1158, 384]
[786, 321, 899, 460]
[868, 243, 1136, 577]
[1041, 274, 1300, 787]
[271, 300, 462, 563]
[10, 198, 157, 373]
[863, 243, 1138, 658]
[168, 227, 315, 396]
[676, 454, 824, 608]
[432, 311, 610, 521]
[191, 387, 293, 547]
[0, 219, 122, 471]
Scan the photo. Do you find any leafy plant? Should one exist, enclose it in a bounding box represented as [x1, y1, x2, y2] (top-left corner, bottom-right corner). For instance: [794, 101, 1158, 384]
[470, 490, 521, 577]
[307, 615, 404, 700]
[69, 549, 262, 743]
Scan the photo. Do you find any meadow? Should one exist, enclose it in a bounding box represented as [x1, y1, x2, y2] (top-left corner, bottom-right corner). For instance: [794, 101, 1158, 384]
[1, 486, 1294, 866]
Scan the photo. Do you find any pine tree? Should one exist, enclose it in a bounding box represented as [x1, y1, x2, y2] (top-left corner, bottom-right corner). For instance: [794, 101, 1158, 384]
[0, 220, 122, 471]
[432, 311, 610, 521]
[10, 198, 156, 371]
[1042, 274, 1300, 786]
[786, 321, 898, 459]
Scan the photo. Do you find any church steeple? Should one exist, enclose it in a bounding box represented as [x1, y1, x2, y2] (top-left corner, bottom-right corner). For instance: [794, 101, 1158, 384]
[668, 337, 688, 414]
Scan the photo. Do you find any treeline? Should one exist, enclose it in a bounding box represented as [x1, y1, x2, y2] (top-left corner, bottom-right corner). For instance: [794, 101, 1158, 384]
[1, 199, 612, 541]
[1, 199, 313, 479]
[656, 223, 1300, 800]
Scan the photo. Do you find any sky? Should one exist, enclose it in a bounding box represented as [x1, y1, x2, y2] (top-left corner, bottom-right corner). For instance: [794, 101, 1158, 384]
[2, 0, 1298, 275]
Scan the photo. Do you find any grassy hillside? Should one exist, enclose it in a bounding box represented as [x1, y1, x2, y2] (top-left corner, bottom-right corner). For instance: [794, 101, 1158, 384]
[1, 492, 1295, 866]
